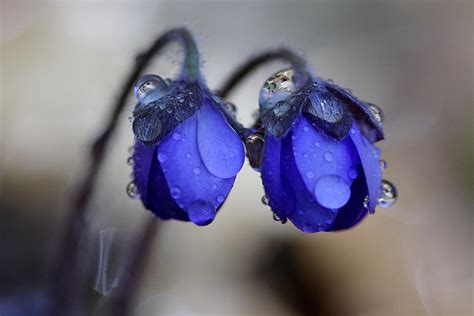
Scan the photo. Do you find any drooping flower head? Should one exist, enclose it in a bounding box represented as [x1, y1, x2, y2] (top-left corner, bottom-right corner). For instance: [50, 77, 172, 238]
[129, 33, 245, 226]
[256, 68, 396, 233]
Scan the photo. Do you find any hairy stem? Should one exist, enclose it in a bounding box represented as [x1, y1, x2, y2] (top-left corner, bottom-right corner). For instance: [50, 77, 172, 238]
[51, 27, 199, 316]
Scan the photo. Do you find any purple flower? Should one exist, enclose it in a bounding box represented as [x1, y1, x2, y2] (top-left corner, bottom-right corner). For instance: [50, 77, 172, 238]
[258, 69, 387, 233]
[131, 75, 245, 226]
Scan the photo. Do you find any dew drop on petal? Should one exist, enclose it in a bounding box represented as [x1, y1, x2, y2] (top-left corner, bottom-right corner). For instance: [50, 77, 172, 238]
[126, 181, 140, 199]
[170, 186, 181, 199]
[187, 200, 216, 226]
[126, 156, 134, 166]
[217, 195, 225, 203]
[323, 151, 334, 162]
[315, 141, 321, 147]
[192, 167, 201, 175]
[261, 195, 269, 205]
[378, 179, 397, 207]
[172, 132, 182, 141]
[157, 152, 168, 163]
[379, 159, 388, 169]
[314, 175, 351, 209]
[348, 167, 358, 180]
[305, 170, 315, 179]
[368, 103, 384, 124]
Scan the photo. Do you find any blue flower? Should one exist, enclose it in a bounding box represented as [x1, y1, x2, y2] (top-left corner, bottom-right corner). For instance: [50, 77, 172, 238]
[131, 75, 245, 226]
[258, 69, 387, 233]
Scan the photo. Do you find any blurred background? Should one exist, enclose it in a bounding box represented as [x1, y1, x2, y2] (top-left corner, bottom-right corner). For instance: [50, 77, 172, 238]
[0, 0, 472, 315]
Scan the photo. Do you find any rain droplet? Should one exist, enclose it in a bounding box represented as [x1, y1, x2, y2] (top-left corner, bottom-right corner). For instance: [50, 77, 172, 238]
[217, 195, 225, 203]
[314, 175, 351, 209]
[193, 167, 201, 175]
[272, 213, 286, 223]
[246, 133, 265, 171]
[170, 187, 181, 199]
[323, 151, 334, 162]
[363, 195, 369, 209]
[126, 157, 134, 166]
[126, 181, 140, 199]
[259, 69, 301, 110]
[379, 159, 387, 169]
[314, 141, 321, 147]
[157, 152, 168, 163]
[261, 195, 269, 205]
[187, 200, 216, 226]
[378, 179, 397, 207]
[186, 152, 192, 159]
[348, 168, 358, 179]
[134, 75, 167, 103]
[367, 103, 384, 124]
[303, 126, 309, 132]
[305, 170, 315, 179]
[166, 107, 173, 114]
[212, 184, 218, 189]
[172, 132, 182, 141]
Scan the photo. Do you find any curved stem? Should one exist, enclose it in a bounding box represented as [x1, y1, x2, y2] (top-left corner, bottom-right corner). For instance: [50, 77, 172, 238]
[50, 27, 199, 316]
[219, 48, 309, 98]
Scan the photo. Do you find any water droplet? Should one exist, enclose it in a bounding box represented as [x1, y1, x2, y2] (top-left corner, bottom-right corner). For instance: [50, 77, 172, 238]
[172, 132, 182, 141]
[314, 141, 321, 147]
[379, 159, 387, 169]
[193, 167, 201, 175]
[327, 79, 334, 84]
[126, 157, 134, 166]
[314, 175, 351, 209]
[187, 200, 216, 226]
[186, 152, 192, 159]
[212, 184, 218, 189]
[367, 103, 384, 124]
[305, 170, 315, 179]
[134, 75, 167, 103]
[303, 126, 309, 132]
[259, 69, 302, 110]
[261, 195, 269, 205]
[246, 133, 265, 171]
[166, 107, 173, 114]
[378, 179, 397, 207]
[157, 152, 168, 163]
[217, 195, 225, 203]
[363, 195, 369, 209]
[273, 213, 282, 222]
[128, 146, 134, 155]
[126, 182, 140, 199]
[170, 187, 181, 199]
[348, 168, 358, 179]
[323, 151, 334, 162]
[225, 102, 237, 113]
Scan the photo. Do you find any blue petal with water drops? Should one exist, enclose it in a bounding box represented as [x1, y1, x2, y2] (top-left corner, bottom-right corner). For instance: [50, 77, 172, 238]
[197, 102, 245, 179]
[328, 165, 369, 230]
[292, 116, 360, 210]
[157, 109, 238, 226]
[349, 123, 382, 213]
[280, 131, 337, 233]
[261, 134, 294, 222]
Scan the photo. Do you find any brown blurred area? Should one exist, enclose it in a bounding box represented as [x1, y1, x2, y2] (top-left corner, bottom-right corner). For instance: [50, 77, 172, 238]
[0, 0, 472, 315]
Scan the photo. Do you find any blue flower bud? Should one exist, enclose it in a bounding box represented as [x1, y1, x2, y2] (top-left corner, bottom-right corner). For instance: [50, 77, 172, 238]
[131, 74, 245, 226]
[258, 69, 387, 233]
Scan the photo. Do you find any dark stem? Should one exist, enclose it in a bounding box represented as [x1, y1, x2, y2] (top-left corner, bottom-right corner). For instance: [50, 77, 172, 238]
[219, 48, 309, 98]
[50, 27, 199, 316]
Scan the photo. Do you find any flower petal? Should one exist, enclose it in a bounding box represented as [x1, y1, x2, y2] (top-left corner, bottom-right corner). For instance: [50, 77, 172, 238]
[157, 114, 236, 226]
[349, 123, 382, 213]
[327, 165, 369, 231]
[146, 147, 189, 221]
[280, 132, 336, 233]
[261, 134, 294, 221]
[292, 116, 360, 210]
[132, 140, 155, 205]
[197, 103, 244, 179]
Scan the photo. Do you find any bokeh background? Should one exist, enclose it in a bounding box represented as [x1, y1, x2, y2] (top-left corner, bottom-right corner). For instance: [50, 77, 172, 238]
[1, 0, 472, 315]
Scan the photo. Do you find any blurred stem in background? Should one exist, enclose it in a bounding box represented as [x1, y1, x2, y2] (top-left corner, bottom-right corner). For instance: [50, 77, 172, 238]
[50, 28, 199, 316]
